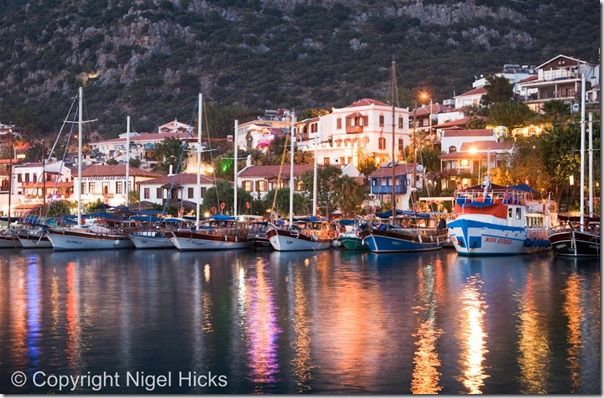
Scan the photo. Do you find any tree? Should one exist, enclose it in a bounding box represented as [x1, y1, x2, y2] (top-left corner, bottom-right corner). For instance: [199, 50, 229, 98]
[294, 150, 314, 165]
[201, 180, 253, 215]
[47, 200, 74, 217]
[480, 75, 514, 107]
[106, 158, 118, 165]
[542, 100, 571, 123]
[153, 137, 187, 174]
[466, 116, 487, 129]
[417, 145, 440, 173]
[300, 165, 341, 217]
[263, 188, 309, 217]
[358, 157, 377, 177]
[129, 158, 142, 168]
[333, 176, 365, 216]
[298, 108, 330, 120]
[487, 102, 535, 129]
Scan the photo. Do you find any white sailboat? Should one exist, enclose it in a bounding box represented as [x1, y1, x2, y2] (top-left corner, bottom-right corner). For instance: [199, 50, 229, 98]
[267, 112, 337, 251]
[48, 87, 133, 250]
[170, 94, 252, 251]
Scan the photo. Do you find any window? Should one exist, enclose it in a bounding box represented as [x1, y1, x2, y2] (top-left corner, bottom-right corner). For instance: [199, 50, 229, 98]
[156, 188, 163, 199]
[25, 173, 29, 183]
[460, 159, 469, 167]
[188, 187, 194, 198]
[379, 137, 386, 150]
[363, 116, 369, 126]
[398, 138, 404, 151]
[508, 208, 513, 218]
[448, 146, 457, 153]
[143, 188, 150, 199]
[340, 157, 346, 165]
[256, 180, 267, 192]
[88, 182, 95, 194]
[243, 180, 253, 192]
[296, 180, 304, 191]
[336, 118, 342, 129]
[81, 182, 86, 195]
[516, 208, 521, 220]
[33, 174, 37, 183]
[102, 182, 109, 195]
[200, 187, 207, 196]
[347, 157, 352, 164]
[379, 115, 385, 127]
[116, 181, 124, 194]
[17, 174, 22, 182]
[398, 117, 403, 128]
[323, 157, 330, 165]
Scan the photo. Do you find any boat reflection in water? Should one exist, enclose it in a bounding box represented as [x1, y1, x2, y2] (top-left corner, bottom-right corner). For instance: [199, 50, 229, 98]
[0, 250, 600, 394]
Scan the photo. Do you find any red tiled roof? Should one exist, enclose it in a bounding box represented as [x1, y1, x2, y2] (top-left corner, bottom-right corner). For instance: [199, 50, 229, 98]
[76, 165, 162, 178]
[442, 129, 494, 138]
[138, 173, 225, 186]
[238, 164, 313, 179]
[456, 86, 487, 97]
[433, 116, 486, 129]
[369, 163, 417, 178]
[518, 75, 538, 83]
[346, 98, 388, 108]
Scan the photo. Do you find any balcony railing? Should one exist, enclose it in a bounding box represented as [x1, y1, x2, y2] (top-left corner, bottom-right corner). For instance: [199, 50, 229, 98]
[371, 186, 406, 195]
[346, 125, 364, 134]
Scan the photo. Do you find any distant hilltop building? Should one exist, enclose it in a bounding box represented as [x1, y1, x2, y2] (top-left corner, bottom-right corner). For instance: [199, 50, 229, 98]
[516, 54, 599, 112]
[158, 119, 193, 134]
[236, 109, 291, 152]
[472, 63, 537, 88]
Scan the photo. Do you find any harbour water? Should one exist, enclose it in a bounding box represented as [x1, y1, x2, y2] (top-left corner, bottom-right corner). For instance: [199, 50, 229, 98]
[0, 249, 600, 394]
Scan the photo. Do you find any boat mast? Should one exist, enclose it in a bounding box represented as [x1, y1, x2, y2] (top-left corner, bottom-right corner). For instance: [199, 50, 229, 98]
[289, 112, 296, 226]
[390, 58, 397, 218]
[234, 119, 238, 218]
[312, 134, 318, 216]
[125, 115, 130, 207]
[580, 74, 586, 231]
[7, 125, 12, 225]
[77, 86, 83, 227]
[588, 111, 593, 217]
[196, 93, 203, 228]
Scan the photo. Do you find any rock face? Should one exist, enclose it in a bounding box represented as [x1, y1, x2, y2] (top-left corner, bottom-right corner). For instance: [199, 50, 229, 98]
[0, 0, 598, 135]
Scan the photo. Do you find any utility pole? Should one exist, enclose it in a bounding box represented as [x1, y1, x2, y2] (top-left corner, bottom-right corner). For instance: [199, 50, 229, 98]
[7, 128, 12, 224]
[390, 58, 398, 217]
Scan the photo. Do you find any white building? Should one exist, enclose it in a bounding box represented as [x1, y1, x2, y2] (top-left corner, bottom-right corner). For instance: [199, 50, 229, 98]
[237, 163, 313, 200]
[472, 64, 537, 88]
[516, 54, 599, 112]
[298, 98, 410, 167]
[74, 165, 161, 207]
[440, 129, 497, 154]
[454, 87, 487, 109]
[138, 173, 224, 206]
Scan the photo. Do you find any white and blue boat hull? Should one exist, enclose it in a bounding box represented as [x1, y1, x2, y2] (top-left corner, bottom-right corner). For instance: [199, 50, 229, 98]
[448, 218, 526, 256]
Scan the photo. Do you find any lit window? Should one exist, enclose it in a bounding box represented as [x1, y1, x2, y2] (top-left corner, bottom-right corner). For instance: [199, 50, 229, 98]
[379, 137, 386, 150]
[379, 115, 385, 127]
[460, 159, 469, 166]
[243, 180, 253, 191]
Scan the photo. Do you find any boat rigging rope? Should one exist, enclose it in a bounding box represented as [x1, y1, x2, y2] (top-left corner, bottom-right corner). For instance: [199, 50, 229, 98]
[161, 101, 197, 217]
[271, 133, 290, 217]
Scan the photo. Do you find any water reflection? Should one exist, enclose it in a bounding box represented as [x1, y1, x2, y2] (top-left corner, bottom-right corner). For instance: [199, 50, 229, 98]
[410, 261, 443, 394]
[244, 257, 281, 390]
[0, 250, 600, 394]
[290, 266, 312, 392]
[516, 273, 550, 393]
[457, 274, 489, 394]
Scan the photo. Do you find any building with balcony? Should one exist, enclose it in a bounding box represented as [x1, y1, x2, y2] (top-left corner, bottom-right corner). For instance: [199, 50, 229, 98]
[235, 109, 292, 152]
[298, 98, 410, 167]
[516, 54, 599, 112]
[440, 140, 513, 189]
[368, 162, 421, 211]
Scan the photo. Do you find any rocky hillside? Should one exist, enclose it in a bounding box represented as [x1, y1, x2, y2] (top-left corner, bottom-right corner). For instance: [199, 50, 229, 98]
[0, 0, 599, 136]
